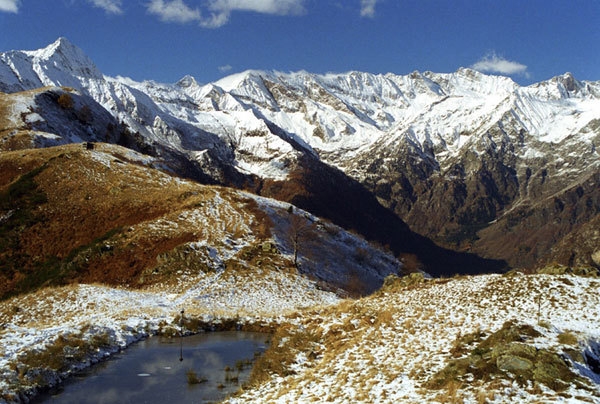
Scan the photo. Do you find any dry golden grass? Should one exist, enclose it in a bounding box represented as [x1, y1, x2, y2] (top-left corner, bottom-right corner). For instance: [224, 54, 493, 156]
[16, 327, 113, 378]
[0, 92, 11, 131]
[0, 283, 81, 326]
[557, 331, 579, 346]
[375, 307, 395, 327]
[0, 91, 25, 142]
[226, 275, 600, 403]
[0, 142, 292, 298]
[440, 380, 464, 404]
[247, 322, 322, 387]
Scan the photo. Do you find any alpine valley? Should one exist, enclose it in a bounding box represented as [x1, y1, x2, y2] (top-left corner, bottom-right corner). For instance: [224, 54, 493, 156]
[1, 38, 600, 403]
[3, 38, 599, 272]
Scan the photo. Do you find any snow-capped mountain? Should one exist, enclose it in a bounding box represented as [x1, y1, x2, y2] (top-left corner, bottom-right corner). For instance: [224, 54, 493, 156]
[2, 38, 599, 271]
[0, 37, 103, 92]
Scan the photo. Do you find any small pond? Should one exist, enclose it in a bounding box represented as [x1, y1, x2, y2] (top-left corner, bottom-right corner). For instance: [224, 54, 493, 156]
[36, 331, 269, 404]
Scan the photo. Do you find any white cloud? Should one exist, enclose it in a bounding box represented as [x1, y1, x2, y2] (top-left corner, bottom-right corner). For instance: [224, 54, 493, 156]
[87, 0, 123, 14]
[147, 0, 305, 28]
[219, 64, 233, 73]
[0, 0, 19, 13]
[360, 0, 378, 18]
[471, 52, 529, 77]
[207, 0, 305, 15]
[147, 0, 203, 24]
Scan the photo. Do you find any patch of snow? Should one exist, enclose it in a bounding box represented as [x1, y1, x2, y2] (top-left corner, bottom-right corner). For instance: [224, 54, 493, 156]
[226, 274, 600, 403]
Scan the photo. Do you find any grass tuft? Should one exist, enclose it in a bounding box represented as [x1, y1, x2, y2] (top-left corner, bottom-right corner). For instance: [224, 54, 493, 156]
[186, 369, 207, 385]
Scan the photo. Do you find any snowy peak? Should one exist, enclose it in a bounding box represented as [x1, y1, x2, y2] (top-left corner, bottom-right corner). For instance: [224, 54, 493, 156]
[213, 69, 268, 92]
[2, 38, 600, 274]
[176, 74, 200, 89]
[0, 37, 102, 92]
[28, 36, 103, 81]
[212, 70, 281, 110]
[549, 72, 587, 97]
[527, 72, 600, 100]
[422, 68, 519, 97]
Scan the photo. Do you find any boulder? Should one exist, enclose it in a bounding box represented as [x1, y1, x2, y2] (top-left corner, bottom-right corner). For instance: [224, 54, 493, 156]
[592, 250, 600, 267]
[497, 354, 534, 372]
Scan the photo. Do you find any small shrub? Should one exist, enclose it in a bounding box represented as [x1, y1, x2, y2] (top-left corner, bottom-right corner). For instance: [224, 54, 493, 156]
[538, 320, 552, 329]
[450, 329, 485, 358]
[382, 274, 399, 289]
[57, 93, 74, 109]
[557, 331, 578, 346]
[77, 105, 93, 124]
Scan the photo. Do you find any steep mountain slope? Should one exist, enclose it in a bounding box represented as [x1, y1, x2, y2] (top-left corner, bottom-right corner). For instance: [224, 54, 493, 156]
[1, 39, 599, 404]
[0, 143, 402, 300]
[0, 39, 507, 276]
[2, 38, 599, 272]
[0, 139, 413, 401]
[200, 68, 600, 269]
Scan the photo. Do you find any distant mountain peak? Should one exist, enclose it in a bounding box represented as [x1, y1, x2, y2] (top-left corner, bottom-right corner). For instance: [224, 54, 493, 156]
[50, 36, 74, 49]
[176, 74, 200, 88]
[553, 71, 580, 92]
[23, 36, 103, 84]
[528, 71, 598, 99]
[1, 37, 600, 275]
[213, 69, 271, 92]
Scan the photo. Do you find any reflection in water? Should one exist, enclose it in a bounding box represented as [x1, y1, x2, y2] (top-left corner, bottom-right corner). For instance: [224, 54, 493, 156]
[37, 332, 268, 404]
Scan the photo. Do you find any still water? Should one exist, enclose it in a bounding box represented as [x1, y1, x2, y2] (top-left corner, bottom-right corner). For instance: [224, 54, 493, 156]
[37, 332, 269, 404]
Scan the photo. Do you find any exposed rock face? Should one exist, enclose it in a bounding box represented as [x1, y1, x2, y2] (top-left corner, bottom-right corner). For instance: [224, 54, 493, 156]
[473, 172, 600, 268]
[496, 352, 534, 372]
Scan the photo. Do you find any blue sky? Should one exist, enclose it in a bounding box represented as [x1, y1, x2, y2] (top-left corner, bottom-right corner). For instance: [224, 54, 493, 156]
[0, 0, 599, 86]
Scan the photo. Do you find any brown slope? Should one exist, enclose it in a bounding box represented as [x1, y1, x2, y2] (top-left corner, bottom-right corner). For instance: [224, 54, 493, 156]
[473, 171, 600, 269]
[0, 143, 404, 300]
[0, 144, 198, 297]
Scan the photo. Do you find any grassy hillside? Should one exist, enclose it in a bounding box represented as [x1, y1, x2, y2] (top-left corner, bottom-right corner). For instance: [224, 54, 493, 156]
[230, 273, 600, 403]
[0, 143, 401, 300]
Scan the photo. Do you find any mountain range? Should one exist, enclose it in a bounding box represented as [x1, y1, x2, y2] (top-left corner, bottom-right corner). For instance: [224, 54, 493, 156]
[2, 37, 599, 276]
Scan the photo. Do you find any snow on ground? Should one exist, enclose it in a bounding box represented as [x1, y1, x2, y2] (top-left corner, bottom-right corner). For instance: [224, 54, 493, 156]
[0, 268, 339, 402]
[226, 273, 600, 404]
[1, 269, 599, 403]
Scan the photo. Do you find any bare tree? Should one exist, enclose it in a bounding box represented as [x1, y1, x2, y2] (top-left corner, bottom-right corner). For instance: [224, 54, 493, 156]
[287, 206, 318, 269]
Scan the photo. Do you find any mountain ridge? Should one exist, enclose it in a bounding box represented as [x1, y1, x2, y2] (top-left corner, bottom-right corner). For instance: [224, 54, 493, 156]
[1, 38, 599, 272]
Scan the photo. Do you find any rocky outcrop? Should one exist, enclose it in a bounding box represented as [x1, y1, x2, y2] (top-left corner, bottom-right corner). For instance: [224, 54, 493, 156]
[428, 321, 586, 392]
